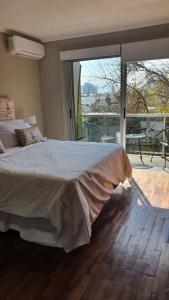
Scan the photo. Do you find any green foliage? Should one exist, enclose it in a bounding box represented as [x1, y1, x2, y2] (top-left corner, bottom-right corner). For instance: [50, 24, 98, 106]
[127, 60, 169, 113]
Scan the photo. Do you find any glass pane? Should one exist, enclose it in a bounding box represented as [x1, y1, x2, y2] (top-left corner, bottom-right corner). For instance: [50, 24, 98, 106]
[126, 59, 169, 163]
[73, 57, 121, 143]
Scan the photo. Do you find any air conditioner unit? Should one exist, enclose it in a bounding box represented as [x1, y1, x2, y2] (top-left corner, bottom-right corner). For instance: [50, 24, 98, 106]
[8, 35, 45, 60]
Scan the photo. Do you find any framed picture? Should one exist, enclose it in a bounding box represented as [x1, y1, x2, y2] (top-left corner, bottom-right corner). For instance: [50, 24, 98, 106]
[0, 97, 15, 121]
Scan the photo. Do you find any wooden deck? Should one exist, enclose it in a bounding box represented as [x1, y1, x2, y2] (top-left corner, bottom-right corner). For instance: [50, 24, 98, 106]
[0, 170, 169, 300]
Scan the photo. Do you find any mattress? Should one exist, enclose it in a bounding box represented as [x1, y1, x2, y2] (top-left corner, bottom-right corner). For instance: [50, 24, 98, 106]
[0, 139, 132, 252]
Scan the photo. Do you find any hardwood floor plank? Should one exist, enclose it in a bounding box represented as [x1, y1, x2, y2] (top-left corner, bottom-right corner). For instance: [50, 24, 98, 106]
[0, 170, 169, 300]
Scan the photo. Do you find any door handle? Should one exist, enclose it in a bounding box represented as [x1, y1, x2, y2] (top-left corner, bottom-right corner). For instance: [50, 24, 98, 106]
[124, 107, 126, 119]
[69, 108, 72, 119]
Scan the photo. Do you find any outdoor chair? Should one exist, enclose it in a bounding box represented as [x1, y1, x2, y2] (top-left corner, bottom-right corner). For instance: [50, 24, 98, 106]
[151, 127, 169, 169]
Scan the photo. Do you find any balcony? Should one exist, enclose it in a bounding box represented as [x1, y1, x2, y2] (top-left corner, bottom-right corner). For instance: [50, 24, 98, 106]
[78, 113, 169, 163]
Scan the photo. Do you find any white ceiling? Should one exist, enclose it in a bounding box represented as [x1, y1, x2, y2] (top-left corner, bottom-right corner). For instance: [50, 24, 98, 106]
[0, 0, 169, 42]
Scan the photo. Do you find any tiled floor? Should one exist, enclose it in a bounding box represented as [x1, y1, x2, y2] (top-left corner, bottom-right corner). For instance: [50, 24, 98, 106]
[128, 154, 169, 173]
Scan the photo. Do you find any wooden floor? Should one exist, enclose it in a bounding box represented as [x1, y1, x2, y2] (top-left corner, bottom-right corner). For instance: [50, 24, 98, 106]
[0, 170, 169, 300]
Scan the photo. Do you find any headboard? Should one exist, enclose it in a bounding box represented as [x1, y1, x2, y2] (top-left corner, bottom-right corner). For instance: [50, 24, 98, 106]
[0, 97, 15, 121]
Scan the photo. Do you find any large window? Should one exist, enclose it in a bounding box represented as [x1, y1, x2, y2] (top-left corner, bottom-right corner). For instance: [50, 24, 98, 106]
[126, 59, 169, 155]
[73, 57, 121, 143]
[69, 38, 169, 161]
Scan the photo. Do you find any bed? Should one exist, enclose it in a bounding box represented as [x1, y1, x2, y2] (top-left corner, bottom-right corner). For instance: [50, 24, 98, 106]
[0, 139, 132, 252]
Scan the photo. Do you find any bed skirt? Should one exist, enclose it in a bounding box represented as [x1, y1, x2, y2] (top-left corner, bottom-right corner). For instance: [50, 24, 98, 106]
[0, 211, 62, 248]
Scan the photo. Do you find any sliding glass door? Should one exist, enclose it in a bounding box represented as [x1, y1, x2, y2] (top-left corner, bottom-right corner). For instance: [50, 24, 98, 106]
[73, 57, 122, 144]
[126, 58, 169, 159]
[72, 52, 169, 160]
[63, 37, 169, 156]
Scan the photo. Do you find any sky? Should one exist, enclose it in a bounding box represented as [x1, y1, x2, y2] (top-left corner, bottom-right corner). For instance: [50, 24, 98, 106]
[80, 57, 169, 93]
[80, 57, 120, 93]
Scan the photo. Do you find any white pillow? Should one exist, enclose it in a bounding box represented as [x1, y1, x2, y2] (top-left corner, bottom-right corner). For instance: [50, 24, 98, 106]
[0, 120, 30, 148]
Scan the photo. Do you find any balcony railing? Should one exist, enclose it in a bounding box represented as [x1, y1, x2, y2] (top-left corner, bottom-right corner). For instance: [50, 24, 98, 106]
[78, 112, 169, 155]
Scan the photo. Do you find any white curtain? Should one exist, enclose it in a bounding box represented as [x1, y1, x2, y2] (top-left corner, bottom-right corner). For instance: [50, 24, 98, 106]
[73, 62, 81, 140]
[62, 60, 75, 140]
[60, 44, 120, 61]
[121, 38, 169, 62]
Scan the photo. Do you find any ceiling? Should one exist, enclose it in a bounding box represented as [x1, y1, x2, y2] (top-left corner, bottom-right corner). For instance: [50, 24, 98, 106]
[0, 0, 169, 42]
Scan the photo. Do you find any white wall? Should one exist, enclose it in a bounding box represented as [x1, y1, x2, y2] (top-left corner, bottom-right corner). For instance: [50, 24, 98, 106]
[0, 33, 43, 131]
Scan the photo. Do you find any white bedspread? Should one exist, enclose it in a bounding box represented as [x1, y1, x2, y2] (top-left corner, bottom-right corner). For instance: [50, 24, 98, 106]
[0, 140, 131, 252]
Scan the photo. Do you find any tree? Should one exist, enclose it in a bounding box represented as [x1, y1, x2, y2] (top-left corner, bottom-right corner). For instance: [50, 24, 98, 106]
[81, 58, 169, 113]
[127, 60, 169, 113]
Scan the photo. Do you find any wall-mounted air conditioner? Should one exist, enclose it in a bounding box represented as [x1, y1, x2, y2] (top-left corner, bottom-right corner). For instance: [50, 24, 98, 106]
[8, 35, 45, 60]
